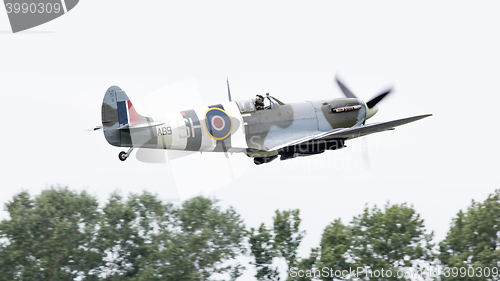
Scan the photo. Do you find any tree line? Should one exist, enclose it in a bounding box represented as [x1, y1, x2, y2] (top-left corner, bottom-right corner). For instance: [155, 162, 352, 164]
[0, 187, 499, 280]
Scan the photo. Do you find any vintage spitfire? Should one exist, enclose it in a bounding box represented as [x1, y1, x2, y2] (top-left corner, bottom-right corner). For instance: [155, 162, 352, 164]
[96, 77, 431, 165]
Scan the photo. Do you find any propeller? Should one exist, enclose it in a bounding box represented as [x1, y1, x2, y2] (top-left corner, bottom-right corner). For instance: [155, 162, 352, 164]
[334, 74, 393, 170]
[335, 76, 357, 98]
[366, 88, 392, 109]
[334, 75, 393, 120]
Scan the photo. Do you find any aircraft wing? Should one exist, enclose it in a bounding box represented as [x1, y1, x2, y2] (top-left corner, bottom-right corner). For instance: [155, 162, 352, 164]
[267, 114, 431, 151]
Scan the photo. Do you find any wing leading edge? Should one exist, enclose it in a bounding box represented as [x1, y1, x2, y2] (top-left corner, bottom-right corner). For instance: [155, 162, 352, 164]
[267, 114, 432, 151]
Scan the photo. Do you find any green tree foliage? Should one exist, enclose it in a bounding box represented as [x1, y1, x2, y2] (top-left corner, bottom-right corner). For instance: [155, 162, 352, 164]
[0, 188, 247, 281]
[13, 187, 495, 281]
[439, 189, 500, 281]
[250, 224, 280, 281]
[249, 209, 306, 281]
[318, 203, 434, 280]
[273, 210, 305, 270]
[98, 191, 173, 280]
[287, 248, 318, 281]
[0, 187, 103, 281]
[316, 219, 352, 277]
[132, 196, 247, 281]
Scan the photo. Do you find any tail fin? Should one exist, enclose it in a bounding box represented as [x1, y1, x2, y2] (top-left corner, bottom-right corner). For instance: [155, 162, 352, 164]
[101, 86, 147, 147]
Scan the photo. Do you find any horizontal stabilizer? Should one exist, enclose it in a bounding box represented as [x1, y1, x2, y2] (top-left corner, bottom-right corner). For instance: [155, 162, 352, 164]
[85, 125, 103, 132]
[118, 121, 165, 130]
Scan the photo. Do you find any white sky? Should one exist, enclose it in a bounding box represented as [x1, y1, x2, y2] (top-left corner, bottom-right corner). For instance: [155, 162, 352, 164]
[1, 1, 500, 280]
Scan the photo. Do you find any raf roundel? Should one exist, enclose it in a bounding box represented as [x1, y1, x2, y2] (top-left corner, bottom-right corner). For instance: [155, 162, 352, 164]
[204, 108, 233, 140]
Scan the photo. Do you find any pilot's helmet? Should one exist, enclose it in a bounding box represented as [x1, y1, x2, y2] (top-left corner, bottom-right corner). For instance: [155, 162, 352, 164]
[256, 95, 264, 103]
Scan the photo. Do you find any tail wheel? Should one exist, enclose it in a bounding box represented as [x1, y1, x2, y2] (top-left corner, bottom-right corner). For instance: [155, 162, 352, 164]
[118, 151, 128, 161]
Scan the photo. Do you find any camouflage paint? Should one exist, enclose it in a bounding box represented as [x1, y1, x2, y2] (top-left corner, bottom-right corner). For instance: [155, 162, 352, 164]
[101, 86, 430, 162]
[320, 98, 366, 129]
[102, 86, 364, 153]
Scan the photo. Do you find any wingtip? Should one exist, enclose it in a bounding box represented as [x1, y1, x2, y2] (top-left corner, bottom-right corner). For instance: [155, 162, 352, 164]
[332, 71, 338, 81]
[412, 114, 432, 121]
[411, 114, 432, 120]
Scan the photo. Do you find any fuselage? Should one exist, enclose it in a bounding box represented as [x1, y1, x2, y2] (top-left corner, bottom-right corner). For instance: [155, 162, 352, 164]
[101, 83, 431, 164]
[112, 97, 367, 154]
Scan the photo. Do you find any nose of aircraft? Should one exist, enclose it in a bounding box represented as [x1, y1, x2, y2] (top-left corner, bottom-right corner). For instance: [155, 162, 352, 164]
[335, 75, 392, 122]
[365, 105, 379, 120]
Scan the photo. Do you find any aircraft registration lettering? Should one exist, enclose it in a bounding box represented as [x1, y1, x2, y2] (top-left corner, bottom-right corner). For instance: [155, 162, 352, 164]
[157, 126, 172, 136]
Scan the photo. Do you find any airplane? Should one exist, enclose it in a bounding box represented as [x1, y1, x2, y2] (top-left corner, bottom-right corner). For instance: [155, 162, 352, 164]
[96, 77, 431, 165]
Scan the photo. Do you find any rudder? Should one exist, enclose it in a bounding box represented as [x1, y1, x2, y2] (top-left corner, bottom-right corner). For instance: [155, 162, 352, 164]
[101, 86, 145, 147]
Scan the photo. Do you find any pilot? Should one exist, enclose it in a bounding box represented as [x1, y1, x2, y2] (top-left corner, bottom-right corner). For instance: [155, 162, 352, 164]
[255, 94, 265, 110]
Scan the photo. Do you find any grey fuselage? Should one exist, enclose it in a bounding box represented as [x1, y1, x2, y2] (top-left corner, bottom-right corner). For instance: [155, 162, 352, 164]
[101, 86, 367, 156]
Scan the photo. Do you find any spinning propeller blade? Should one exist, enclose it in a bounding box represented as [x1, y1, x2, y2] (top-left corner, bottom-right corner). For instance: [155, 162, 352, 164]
[334, 74, 393, 119]
[334, 74, 394, 161]
[335, 76, 357, 98]
[366, 88, 392, 109]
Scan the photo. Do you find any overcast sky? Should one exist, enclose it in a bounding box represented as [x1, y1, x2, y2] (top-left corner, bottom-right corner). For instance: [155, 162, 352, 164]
[1, 1, 500, 279]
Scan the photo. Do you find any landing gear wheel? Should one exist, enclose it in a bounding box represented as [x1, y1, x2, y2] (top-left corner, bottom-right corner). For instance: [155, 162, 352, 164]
[118, 151, 128, 161]
[118, 147, 134, 161]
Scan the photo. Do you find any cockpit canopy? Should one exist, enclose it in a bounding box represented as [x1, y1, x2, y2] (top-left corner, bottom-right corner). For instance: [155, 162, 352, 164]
[236, 99, 256, 113]
[235, 96, 282, 113]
